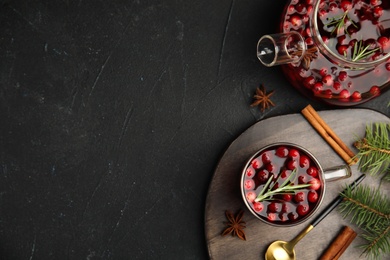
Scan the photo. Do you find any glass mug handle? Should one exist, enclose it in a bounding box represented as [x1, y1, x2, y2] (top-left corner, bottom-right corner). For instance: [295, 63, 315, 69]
[257, 31, 307, 67]
[323, 165, 352, 181]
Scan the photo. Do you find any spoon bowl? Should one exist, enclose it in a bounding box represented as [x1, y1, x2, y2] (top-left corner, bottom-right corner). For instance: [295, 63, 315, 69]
[265, 241, 295, 260]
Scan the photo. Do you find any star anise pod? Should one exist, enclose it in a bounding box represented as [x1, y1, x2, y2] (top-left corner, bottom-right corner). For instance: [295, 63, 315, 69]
[250, 84, 275, 112]
[221, 209, 246, 241]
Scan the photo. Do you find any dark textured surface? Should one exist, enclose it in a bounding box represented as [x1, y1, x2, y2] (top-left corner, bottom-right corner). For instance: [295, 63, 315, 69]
[0, 1, 388, 259]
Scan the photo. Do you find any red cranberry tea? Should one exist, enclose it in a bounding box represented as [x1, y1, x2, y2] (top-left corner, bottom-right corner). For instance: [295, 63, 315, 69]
[280, 0, 390, 105]
[242, 145, 323, 225]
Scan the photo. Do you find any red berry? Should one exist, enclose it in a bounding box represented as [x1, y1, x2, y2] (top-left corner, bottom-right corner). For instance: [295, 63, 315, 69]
[283, 194, 292, 202]
[378, 37, 389, 47]
[287, 5, 295, 14]
[338, 71, 348, 81]
[308, 190, 319, 203]
[305, 37, 314, 46]
[299, 155, 310, 168]
[313, 82, 323, 93]
[333, 81, 341, 90]
[268, 202, 280, 213]
[322, 74, 333, 86]
[370, 86, 380, 96]
[251, 158, 262, 169]
[339, 89, 350, 99]
[386, 63, 390, 71]
[351, 91, 362, 100]
[287, 159, 298, 170]
[246, 167, 255, 177]
[280, 169, 290, 179]
[337, 35, 347, 44]
[253, 202, 264, 212]
[370, 0, 381, 6]
[262, 152, 272, 164]
[337, 45, 348, 56]
[276, 146, 289, 157]
[279, 213, 288, 222]
[268, 213, 277, 221]
[289, 149, 300, 158]
[266, 163, 276, 173]
[244, 179, 255, 190]
[257, 169, 270, 184]
[308, 178, 321, 190]
[319, 68, 328, 76]
[295, 3, 305, 13]
[294, 192, 305, 203]
[246, 191, 256, 203]
[290, 15, 303, 27]
[306, 166, 318, 177]
[297, 204, 310, 216]
[298, 175, 307, 184]
[340, 0, 352, 11]
[288, 212, 298, 221]
[373, 6, 383, 18]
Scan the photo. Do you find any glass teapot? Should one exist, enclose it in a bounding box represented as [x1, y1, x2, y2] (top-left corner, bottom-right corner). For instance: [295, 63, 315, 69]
[257, 0, 390, 106]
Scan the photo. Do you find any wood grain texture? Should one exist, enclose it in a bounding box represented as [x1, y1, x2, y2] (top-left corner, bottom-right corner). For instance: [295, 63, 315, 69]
[205, 108, 390, 260]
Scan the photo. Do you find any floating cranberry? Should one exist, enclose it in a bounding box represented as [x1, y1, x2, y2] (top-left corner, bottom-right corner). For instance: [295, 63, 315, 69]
[288, 212, 298, 221]
[257, 169, 270, 184]
[294, 192, 305, 203]
[288, 149, 300, 158]
[373, 6, 383, 18]
[299, 155, 310, 168]
[262, 152, 272, 164]
[313, 82, 323, 93]
[337, 35, 347, 44]
[308, 190, 319, 203]
[279, 213, 288, 222]
[251, 158, 262, 169]
[298, 175, 307, 184]
[268, 202, 280, 213]
[370, 0, 381, 6]
[339, 89, 350, 99]
[287, 159, 298, 170]
[338, 71, 348, 81]
[386, 63, 390, 71]
[303, 76, 316, 88]
[378, 36, 389, 47]
[276, 146, 289, 157]
[322, 74, 333, 86]
[244, 179, 255, 190]
[283, 194, 293, 202]
[246, 167, 255, 177]
[290, 15, 303, 27]
[370, 85, 380, 96]
[246, 191, 256, 203]
[253, 202, 264, 212]
[297, 204, 310, 216]
[268, 213, 277, 221]
[337, 45, 348, 56]
[287, 5, 295, 14]
[266, 163, 277, 173]
[306, 166, 318, 177]
[308, 178, 321, 190]
[333, 81, 341, 90]
[351, 91, 362, 100]
[280, 169, 290, 179]
[295, 3, 306, 13]
[340, 0, 352, 11]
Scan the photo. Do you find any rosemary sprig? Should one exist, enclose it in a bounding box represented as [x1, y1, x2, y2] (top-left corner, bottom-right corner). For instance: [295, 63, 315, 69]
[351, 40, 380, 62]
[325, 10, 357, 36]
[254, 169, 312, 202]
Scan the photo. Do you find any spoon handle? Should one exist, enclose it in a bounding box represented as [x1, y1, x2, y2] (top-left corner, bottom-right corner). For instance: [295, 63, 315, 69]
[311, 174, 366, 227]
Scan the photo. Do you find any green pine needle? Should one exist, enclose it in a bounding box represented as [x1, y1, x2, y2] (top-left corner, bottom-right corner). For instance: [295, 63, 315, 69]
[354, 123, 390, 177]
[339, 185, 390, 259]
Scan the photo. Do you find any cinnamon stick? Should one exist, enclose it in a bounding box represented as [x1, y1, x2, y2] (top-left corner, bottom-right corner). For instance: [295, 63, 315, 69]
[320, 226, 357, 260]
[301, 105, 357, 165]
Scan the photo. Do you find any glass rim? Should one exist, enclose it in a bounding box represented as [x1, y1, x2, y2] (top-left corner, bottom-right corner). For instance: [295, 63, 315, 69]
[312, 0, 390, 68]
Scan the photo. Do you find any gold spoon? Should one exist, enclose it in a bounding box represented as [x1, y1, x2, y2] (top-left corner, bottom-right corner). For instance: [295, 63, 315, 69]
[265, 174, 366, 260]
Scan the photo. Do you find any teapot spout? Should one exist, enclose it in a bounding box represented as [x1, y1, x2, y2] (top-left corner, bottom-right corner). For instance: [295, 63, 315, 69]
[257, 31, 306, 67]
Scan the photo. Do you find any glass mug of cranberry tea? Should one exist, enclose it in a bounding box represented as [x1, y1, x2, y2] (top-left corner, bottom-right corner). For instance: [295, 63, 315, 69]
[257, 0, 390, 106]
[240, 143, 351, 227]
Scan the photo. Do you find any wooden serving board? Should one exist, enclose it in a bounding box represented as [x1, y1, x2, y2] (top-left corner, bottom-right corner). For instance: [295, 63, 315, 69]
[205, 108, 390, 260]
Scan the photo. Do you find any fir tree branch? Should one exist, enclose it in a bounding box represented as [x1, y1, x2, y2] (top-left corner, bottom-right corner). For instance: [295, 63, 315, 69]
[339, 184, 390, 259]
[354, 123, 390, 177]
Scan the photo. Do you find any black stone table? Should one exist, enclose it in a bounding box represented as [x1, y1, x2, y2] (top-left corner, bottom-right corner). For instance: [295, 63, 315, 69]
[0, 1, 388, 259]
